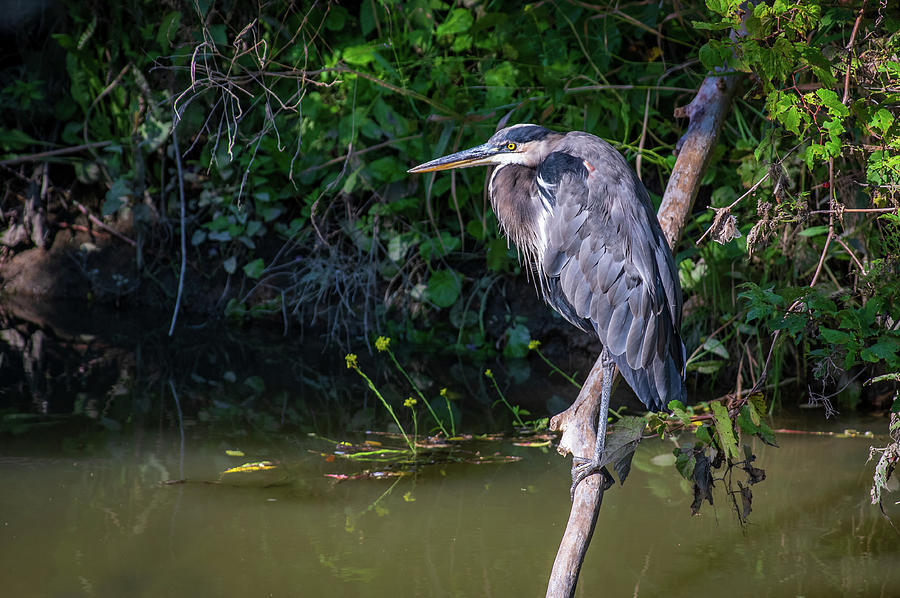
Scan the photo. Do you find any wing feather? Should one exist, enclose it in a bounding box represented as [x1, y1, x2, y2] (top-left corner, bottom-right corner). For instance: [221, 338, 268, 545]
[536, 136, 686, 410]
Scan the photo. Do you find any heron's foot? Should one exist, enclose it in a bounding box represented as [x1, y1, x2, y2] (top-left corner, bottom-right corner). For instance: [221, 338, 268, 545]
[570, 455, 602, 501]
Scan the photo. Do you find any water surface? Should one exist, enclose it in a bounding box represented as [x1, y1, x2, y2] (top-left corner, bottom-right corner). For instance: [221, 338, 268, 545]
[1, 421, 897, 598]
[0, 302, 897, 597]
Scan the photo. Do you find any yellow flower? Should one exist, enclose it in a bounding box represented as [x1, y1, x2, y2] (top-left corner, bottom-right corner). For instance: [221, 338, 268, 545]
[484, 369, 493, 378]
[404, 397, 417, 408]
[375, 336, 391, 352]
[439, 387, 448, 397]
[528, 339, 541, 350]
[345, 353, 358, 369]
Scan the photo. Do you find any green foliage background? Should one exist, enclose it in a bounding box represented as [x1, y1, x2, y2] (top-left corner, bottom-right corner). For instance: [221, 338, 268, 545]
[1, 0, 899, 411]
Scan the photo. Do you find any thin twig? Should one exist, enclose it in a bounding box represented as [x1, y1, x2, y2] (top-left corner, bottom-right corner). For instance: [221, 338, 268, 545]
[0, 141, 114, 167]
[168, 123, 187, 337]
[842, 3, 867, 105]
[72, 200, 137, 247]
[810, 207, 898, 215]
[300, 134, 421, 174]
[832, 235, 867, 274]
[636, 88, 651, 180]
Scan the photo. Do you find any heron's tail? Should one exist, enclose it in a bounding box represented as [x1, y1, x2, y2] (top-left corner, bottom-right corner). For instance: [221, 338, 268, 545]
[613, 346, 686, 412]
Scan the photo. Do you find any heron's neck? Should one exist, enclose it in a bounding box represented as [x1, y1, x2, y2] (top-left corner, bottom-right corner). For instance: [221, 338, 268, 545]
[488, 164, 549, 265]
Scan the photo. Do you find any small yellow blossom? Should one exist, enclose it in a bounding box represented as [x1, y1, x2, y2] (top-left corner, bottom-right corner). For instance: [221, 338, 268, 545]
[439, 387, 448, 397]
[528, 340, 541, 350]
[345, 353, 358, 369]
[484, 369, 493, 378]
[375, 336, 391, 352]
[404, 397, 417, 408]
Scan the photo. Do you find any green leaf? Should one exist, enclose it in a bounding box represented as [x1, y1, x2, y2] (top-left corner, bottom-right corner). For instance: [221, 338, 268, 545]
[798, 225, 830, 237]
[223, 256, 237, 274]
[711, 401, 740, 461]
[702, 337, 730, 359]
[102, 178, 132, 216]
[342, 44, 377, 65]
[757, 421, 777, 446]
[748, 394, 765, 425]
[426, 269, 461, 308]
[503, 323, 531, 359]
[869, 108, 895, 135]
[815, 88, 849, 117]
[691, 20, 734, 31]
[736, 405, 760, 434]
[243, 258, 265, 279]
[667, 400, 691, 425]
[819, 327, 852, 345]
[436, 9, 473, 36]
[675, 447, 696, 479]
[419, 232, 460, 261]
[485, 237, 513, 271]
[157, 11, 182, 50]
[860, 339, 900, 364]
[686, 359, 724, 374]
[783, 105, 801, 135]
[695, 424, 714, 445]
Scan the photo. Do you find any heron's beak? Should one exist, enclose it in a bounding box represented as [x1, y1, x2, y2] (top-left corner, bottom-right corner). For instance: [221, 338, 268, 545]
[407, 143, 498, 173]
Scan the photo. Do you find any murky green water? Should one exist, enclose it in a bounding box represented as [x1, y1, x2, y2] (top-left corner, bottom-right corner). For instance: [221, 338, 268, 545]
[1, 423, 897, 597]
[0, 302, 898, 597]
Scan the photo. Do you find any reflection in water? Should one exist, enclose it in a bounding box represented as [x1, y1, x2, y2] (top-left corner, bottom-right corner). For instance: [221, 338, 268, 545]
[0, 301, 898, 596]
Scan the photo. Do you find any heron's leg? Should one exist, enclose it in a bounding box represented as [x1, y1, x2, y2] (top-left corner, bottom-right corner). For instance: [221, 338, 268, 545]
[570, 347, 616, 499]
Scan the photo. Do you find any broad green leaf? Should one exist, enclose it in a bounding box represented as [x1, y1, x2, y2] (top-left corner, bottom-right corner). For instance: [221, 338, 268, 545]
[798, 225, 830, 237]
[157, 11, 182, 49]
[667, 400, 691, 425]
[426, 269, 461, 308]
[223, 256, 237, 274]
[686, 359, 724, 374]
[868, 108, 895, 135]
[711, 401, 740, 461]
[748, 394, 766, 425]
[782, 105, 801, 135]
[342, 44, 376, 65]
[436, 9, 473, 36]
[503, 323, 531, 358]
[703, 337, 730, 359]
[736, 405, 760, 434]
[695, 424, 714, 445]
[815, 88, 849, 117]
[102, 178, 132, 216]
[860, 339, 900, 364]
[819, 327, 851, 344]
[243, 258, 265, 279]
[485, 237, 513, 271]
[675, 448, 696, 479]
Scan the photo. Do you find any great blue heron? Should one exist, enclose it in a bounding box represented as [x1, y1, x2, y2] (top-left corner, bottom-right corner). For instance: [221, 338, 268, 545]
[409, 124, 686, 494]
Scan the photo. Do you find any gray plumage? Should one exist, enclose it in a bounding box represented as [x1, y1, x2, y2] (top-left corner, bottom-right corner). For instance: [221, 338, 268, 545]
[538, 132, 685, 410]
[409, 124, 686, 412]
[409, 124, 686, 494]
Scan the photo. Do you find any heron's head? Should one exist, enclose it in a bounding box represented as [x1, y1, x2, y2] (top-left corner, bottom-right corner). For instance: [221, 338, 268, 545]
[408, 124, 561, 173]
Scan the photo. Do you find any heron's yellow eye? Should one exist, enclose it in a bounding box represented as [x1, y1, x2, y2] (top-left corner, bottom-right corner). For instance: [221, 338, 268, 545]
[506, 142, 517, 151]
